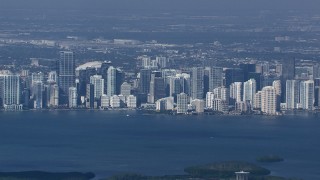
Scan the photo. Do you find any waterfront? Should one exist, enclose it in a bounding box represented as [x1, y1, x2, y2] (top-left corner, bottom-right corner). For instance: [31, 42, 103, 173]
[0, 111, 319, 179]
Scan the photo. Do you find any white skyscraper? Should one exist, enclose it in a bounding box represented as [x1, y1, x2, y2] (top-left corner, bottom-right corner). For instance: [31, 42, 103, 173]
[90, 75, 104, 99]
[261, 86, 277, 115]
[0, 74, 22, 110]
[68, 87, 77, 108]
[272, 80, 282, 96]
[206, 92, 215, 108]
[177, 93, 188, 114]
[230, 82, 242, 104]
[243, 79, 256, 104]
[107, 66, 117, 96]
[286, 80, 300, 109]
[253, 91, 262, 109]
[49, 84, 59, 107]
[300, 80, 314, 110]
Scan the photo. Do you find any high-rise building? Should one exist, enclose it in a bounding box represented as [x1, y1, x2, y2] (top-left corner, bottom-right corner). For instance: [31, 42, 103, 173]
[208, 66, 223, 92]
[90, 75, 104, 99]
[33, 81, 44, 109]
[47, 71, 58, 84]
[107, 66, 117, 96]
[190, 67, 204, 100]
[110, 95, 121, 108]
[58, 51, 75, 104]
[243, 79, 256, 104]
[0, 74, 22, 110]
[253, 91, 262, 109]
[149, 72, 166, 103]
[261, 86, 277, 115]
[126, 95, 137, 108]
[120, 82, 131, 97]
[191, 99, 205, 113]
[100, 94, 110, 108]
[139, 69, 151, 94]
[68, 87, 77, 108]
[230, 82, 242, 104]
[225, 68, 244, 87]
[177, 93, 188, 114]
[86, 84, 94, 108]
[156, 56, 167, 68]
[206, 92, 215, 108]
[286, 80, 300, 109]
[240, 63, 256, 81]
[282, 58, 295, 80]
[300, 80, 314, 110]
[48, 84, 59, 107]
[100, 61, 112, 93]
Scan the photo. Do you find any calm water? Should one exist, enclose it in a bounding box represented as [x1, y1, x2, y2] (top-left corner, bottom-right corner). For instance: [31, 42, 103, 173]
[0, 110, 319, 179]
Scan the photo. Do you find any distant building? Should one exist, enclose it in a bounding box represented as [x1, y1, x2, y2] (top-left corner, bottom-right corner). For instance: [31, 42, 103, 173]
[33, 81, 44, 109]
[90, 75, 104, 100]
[190, 67, 204, 100]
[225, 68, 244, 87]
[235, 171, 249, 180]
[286, 80, 300, 109]
[261, 86, 277, 115]
[100, 94, 110, 108]
[86, 84, 94, 108]
[58, 51, 75, 105]
[120, 82, 131, 97]
[68, 87, 77, 108]
[110, 95, 121, 108]
[48, 84, 59, 107]
[191, 99, 205, 113]
[0, 74, 22, 110]
[230, 82, 242, 105]
[243, 79, 256, 105]
[300, 80, 314, 110]
[208, 66, 223, 92]
[177, 93, 188, 114]
[126, 95, 137, 108]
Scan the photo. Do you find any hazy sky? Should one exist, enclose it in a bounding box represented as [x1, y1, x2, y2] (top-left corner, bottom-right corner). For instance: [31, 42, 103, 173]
[1, 0, 320, 12]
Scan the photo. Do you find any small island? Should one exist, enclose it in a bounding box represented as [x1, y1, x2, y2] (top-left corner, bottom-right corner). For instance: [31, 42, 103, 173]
[256, 155, 284, 163]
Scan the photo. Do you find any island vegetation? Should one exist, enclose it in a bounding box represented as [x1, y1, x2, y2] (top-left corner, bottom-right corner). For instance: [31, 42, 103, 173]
[256, 155, 284, 163]
[0, 171, 95, 180]
[103, 161, 300, 180]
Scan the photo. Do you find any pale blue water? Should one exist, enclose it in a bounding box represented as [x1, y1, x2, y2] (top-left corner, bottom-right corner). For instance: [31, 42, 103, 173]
[0, 110, 319, 179]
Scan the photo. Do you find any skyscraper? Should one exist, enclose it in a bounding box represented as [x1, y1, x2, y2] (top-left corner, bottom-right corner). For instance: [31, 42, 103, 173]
[300, 80, 314, 110]
[240, 63, 256, 81]
[0, 74, 22, 110]
[177, 93, 188, 114]
[230, 82, 242, 104]
[243, 79, 256, 104]
[191, 67, 204, 100]
[225, 68, 244, 87]
[149, 72, 166, 103]
[68, 87, 77, 108]
[58, 51, 75, 105]
[208, 66, 223, 92]
[282, 58, 295, 80]
[139, 69, 151, 94]
[286, 80, 300, 109]
[90, 75, 104, 99]
[107, 66, 117, 97]
[261, 86, 277, 115]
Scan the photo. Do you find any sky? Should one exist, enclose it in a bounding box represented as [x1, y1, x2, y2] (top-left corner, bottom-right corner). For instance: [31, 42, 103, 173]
[1, 0, 320, 12]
